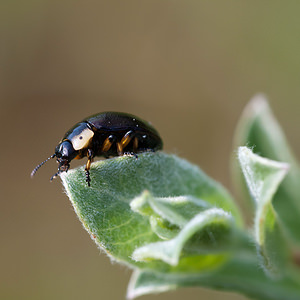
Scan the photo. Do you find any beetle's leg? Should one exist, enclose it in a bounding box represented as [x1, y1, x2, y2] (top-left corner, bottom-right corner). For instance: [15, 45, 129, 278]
[133, 137, 138, 152]
[129, 137, 139, 159]
[101, 135, 116, 153]
[50, 161, 70, 182]
[117, 130, 135, 156]
[85, 149, 94, 187]
[50, 170, 60, 182]
[123, 137, 139, 159]
[123, 151, 138, 159]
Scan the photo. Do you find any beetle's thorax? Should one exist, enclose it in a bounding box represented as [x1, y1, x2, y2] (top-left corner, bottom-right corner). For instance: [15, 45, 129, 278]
[63, 122, 95, 151]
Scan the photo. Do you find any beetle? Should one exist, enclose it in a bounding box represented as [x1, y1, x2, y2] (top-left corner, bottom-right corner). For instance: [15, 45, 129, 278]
[31, 112, 163, 186]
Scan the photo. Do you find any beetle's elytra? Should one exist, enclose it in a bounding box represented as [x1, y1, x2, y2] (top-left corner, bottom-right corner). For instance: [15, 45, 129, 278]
[31, 112, 163, 186]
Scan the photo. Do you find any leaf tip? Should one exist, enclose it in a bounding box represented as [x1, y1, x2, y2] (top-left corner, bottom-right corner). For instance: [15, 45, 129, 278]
[238, 146, 290, 174]
[246, 94, 270, 115]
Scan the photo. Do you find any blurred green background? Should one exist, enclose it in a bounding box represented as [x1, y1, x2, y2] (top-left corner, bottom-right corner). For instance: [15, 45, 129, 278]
[2, 1, 300, 299]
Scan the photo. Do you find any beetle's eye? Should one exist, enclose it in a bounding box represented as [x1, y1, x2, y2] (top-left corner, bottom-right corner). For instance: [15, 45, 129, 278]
[71, 128, 94, 150]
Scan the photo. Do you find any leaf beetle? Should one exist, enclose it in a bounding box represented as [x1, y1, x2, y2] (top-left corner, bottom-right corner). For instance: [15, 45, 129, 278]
[31, 112, 163, 186]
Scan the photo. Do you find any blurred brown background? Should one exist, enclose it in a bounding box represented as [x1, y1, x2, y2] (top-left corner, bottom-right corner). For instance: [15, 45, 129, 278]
[2, 1, 300, 300]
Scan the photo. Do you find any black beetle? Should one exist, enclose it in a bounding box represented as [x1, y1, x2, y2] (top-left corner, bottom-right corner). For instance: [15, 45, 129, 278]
[31, 112, 163, 186]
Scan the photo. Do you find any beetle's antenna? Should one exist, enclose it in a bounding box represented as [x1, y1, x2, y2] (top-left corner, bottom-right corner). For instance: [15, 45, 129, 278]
[31, 154, 56, 178]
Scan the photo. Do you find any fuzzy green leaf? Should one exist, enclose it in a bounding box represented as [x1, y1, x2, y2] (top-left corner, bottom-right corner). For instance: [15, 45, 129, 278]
[61, 152, 242, 272]
[238, 147, 289, 277]
[132, 207, 235, 266]
[60, 150, 300, 300]
[233, 95, 300, 246]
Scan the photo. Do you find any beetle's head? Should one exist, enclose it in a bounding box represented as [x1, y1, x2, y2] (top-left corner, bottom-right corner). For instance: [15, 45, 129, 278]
[31, 140, 77, 181]
[51, 140, 77, 180]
